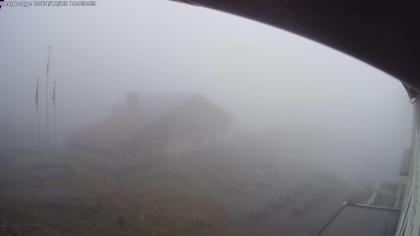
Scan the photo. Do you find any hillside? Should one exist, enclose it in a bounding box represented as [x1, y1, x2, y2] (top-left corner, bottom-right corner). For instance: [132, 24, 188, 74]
[0, 136, 365, 236]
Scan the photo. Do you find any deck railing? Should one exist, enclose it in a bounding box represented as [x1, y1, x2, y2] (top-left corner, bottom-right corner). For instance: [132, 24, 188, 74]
[394, 100, 420, 236]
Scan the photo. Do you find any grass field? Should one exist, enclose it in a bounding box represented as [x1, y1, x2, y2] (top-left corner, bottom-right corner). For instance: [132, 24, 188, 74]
[0, 139, 368, 236]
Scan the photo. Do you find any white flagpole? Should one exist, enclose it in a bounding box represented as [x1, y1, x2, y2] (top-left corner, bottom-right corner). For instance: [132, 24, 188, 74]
[53, 80, 57, 156]
[36, 76, 41, 150]
[46, 46, 51, 160]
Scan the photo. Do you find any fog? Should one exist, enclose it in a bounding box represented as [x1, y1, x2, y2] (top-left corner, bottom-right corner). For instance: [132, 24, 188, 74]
[0, 0, 414, 235]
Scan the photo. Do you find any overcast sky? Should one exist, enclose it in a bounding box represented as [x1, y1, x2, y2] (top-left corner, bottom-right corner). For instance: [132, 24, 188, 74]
[0, 0, 414, 181]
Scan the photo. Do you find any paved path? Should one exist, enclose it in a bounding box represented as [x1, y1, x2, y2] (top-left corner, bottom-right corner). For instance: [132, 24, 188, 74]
[320, 205, 399, 236]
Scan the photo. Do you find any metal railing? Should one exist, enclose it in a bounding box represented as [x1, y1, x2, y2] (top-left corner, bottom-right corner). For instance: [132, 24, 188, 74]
[394, 100, 420, 236]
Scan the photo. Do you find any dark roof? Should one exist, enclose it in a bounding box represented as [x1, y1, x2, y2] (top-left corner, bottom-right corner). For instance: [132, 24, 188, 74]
[67, 94, 230, 153]
[67, 94, 194, 152]
[173, 1, 420, 97]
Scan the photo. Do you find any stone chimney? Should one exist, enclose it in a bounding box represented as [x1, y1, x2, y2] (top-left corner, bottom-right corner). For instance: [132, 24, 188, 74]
[126, 91, 140, 112]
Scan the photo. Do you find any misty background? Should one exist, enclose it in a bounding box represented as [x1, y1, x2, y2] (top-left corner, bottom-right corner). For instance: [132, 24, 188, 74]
[0, 0, 413, 183]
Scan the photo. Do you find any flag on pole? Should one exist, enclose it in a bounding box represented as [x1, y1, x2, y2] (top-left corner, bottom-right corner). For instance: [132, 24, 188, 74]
[35, 77, 39, 106]
[46, 46, 51, 75]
